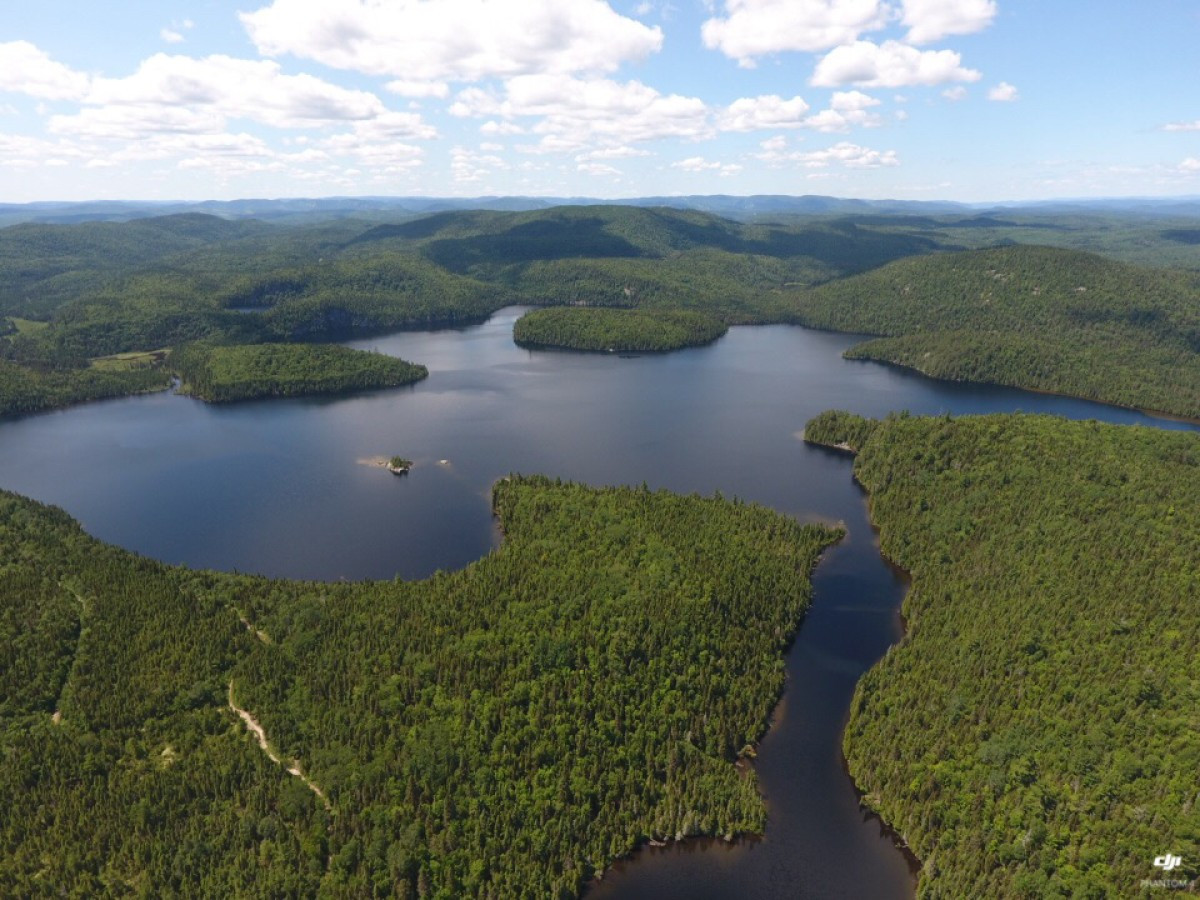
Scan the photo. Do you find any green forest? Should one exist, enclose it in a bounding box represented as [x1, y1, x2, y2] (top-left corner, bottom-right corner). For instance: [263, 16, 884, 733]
[805, 410, 1200, 897]
[513, 307, 727, 352]
[0, 476, 839, 897]
[173, 343, 428, 403]
[2, 206, 1198, 419]
[791, 245, 1200, 419]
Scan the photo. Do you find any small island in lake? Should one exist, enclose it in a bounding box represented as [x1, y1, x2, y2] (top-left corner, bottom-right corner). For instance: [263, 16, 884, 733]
[172, 342, 428, 403]
[513, 307, 727, 353]
[387, 456, 412, 474]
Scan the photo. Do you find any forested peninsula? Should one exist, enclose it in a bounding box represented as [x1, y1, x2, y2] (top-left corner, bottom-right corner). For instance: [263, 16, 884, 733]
[173, 343, 427, 403]
[0, 476, 839, 897]
[791, 245, 1200, 419]
[805, 410, 1200, 897]
[2, 207, 1199, 418]
[513, 307, 727, 352]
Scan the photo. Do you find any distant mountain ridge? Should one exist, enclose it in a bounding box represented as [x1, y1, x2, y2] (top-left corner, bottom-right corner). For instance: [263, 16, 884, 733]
[6, 193, 1198, 227]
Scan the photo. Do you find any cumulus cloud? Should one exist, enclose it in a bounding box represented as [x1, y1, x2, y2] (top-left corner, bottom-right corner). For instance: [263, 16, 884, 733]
[6, 45, 435, 185]
[0, 41, 90, 100]
[80, 54, 390, 129]
[987, 81, 1018, 101]
[451, 74, 711, 150]
[702, 0, 890, 66]
[577, 161, 622, 176]
[901, 0, 996, 44]
[0, 131, 88, 168]
[799, 89, 883, 131]
[49, 105, 226, 141]
[576, 145, 650, 161]
[1180, 157, 1200, 173]
[1164, 120, 1200, 132]
[480, 120, 526, 136]
[454, 76, 889, 156]
[942, 85, 968, 101]
[812, 40, 981, 87]
[450, 145, 507, 182]
[671, 156, 742, 175]
[240, 0, 662, 82]
[831, 90, 880, 111]
[719, 95, 811, 131]
[757, 139, 898, 168]
[386, 80, 450, 99]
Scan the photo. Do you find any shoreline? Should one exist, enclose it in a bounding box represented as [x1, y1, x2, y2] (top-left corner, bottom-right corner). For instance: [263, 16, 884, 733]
[584, 505, 921, 898]
[842, 352, 1200, 426]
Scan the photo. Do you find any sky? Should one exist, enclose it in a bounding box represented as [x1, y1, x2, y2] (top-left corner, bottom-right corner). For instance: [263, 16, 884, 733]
[1, 0, 1198, 204]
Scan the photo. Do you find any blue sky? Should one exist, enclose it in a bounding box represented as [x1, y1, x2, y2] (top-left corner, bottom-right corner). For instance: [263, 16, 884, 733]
[1, 0, 1198, 203]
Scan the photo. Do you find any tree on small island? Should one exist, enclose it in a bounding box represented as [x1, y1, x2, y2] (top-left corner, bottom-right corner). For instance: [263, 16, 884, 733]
[387, 456, 413, 475]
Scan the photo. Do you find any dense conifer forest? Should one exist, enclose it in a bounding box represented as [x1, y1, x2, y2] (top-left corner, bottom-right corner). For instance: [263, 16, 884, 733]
[805, 410, 1200, 897]
[791, 245, 1200, 418]
[0, 477, 839, 897]
[1, 206, 1198, 419]
[173, 343, 427, 403]
[513, 307, 727, 352]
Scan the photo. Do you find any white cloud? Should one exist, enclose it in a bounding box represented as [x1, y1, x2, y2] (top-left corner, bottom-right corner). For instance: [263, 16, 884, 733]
[241, 0, 662, 82]
[671, 156, 742, 176]
[901, 0, 996, 44]
[757, 140, 898, 168]
[673, 156, 719, 171]
[451, 145, 507, 182]
[481, 120, 526, 136]
[988, 81, 1018, 101]
[80, 55, 390, 130]
[321, 127, 425, 171]
[1180, 157, 1200, 173]
[831, 89, 880, 111]
[0, 131, 88, 169]
[0, 41, 90, 100]
[760, 135, 788, 152]
[386, 80, 450, 99]
[812, 40, 981, 87]
[576, 145, 650, 161]
[720, 94, 811, 131]
[452, 74, 711, 150]
[942, 85, 968, 101]
[802, 108, 882, 132]
[14, 49, 436, 184]
[797, 89, 883, 132]
[160, 19, 194, 45]
[49, 105, 225, 140]
[1164, 120, 1200, 132]
[702, 0, 890, 66]
[577, 161, 622, 176]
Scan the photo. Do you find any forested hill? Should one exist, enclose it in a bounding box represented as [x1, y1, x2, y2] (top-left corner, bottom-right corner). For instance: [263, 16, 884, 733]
[0, 213, 273, 319]
[805, 410, 1200, 897]
[791, 245, 1200, 419]
[3, 205, 1200, 419]
[0, 477, 840, 897]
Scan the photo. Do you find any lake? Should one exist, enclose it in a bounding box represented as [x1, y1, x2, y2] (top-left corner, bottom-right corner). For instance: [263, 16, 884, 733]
[0, 306, 1193, 898]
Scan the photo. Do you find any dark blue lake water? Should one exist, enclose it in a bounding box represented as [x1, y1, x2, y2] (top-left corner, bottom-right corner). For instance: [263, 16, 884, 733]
[0, 307, 1193, 898]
